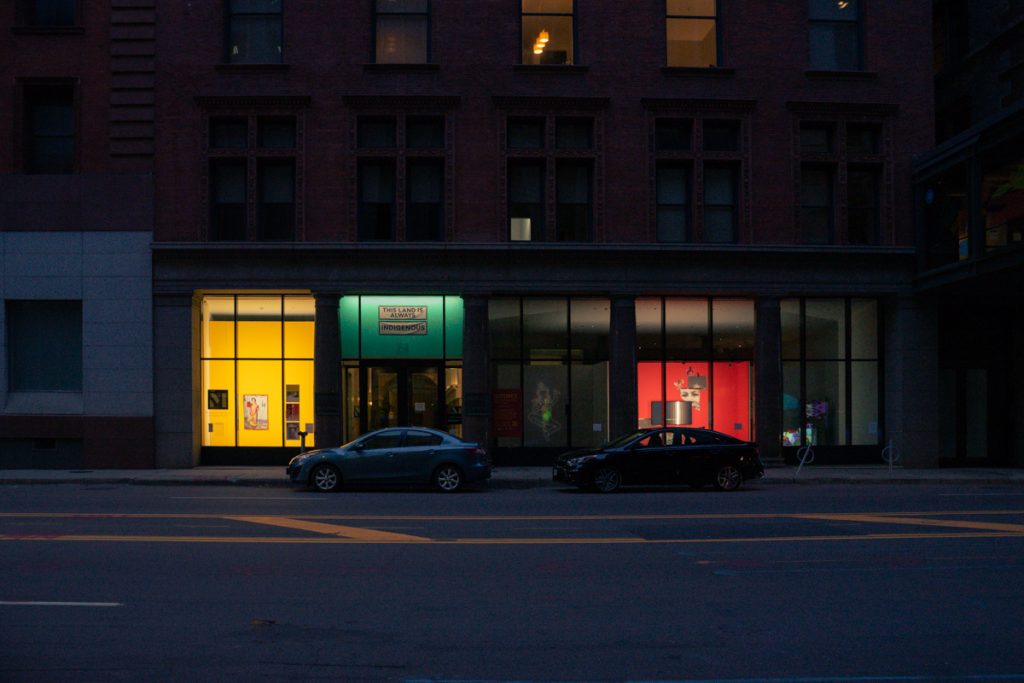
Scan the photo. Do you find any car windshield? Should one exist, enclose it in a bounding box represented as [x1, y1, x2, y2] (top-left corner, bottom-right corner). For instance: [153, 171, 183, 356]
[604, 430, 651, 449]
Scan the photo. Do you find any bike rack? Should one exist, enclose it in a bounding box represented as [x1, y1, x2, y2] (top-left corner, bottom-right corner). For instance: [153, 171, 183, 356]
[881, 438, 901, 477]
[795, 444, 816, 477]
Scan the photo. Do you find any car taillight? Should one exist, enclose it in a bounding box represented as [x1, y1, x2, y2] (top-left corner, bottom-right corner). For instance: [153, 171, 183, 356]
[468, 447, 488, 464]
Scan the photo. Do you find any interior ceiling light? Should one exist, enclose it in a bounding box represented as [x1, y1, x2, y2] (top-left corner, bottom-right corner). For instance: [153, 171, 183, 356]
[837, 0, 849, 8]
[539, 30, 549, 44]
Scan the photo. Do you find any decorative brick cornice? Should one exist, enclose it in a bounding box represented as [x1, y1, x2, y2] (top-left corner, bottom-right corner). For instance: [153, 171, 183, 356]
[493, 96, 609, 110]
[342, 95, 461, 110]
[786, 101, 899, 115]
[641, 98, 756, 113]
[195, 95, 312, 109]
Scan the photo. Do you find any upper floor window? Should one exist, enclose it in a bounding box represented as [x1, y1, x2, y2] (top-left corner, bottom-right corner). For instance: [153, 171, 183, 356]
[653, 117, 742, 243]
[18, 0, 76, 26]
[357, 115, 448, 241]
[23, 82, 75, 174]
[227, 0, 282, 64]
[798, 120, 883, 245]
[666, 0, 717, 67]
[208, 114, 298, 241]
[521, 0, 573, 65]
[808, 0, 861, 71]
[375, 0, 430, 64]
[507, 115, 595, 242]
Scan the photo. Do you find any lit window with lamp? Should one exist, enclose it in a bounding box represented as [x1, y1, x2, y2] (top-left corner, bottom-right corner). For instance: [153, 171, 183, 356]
[521, 0, 573, 65]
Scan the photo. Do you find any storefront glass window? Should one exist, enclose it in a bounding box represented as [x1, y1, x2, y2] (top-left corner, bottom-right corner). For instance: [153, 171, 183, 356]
[237, 296, 282, 358]
[780, 297, 880, 448]
[201, 294, 315, 448]
[636, 297, 663, 360]
[523, 362, 569, 448]
[712, 299, 754, 359]
[665, 298, 708, 359]
[805, 360, 847, 446]
[202, 297, 235, 358]
[570, 298, 609, 361]
[493, 363, 523, 448]
[570, 361, 608, 446]
[636, 297, 753, 439]
[851, 360, 878, 445]
[523, 298, 567, 360]
[805, 299, 845, 359]
[489, 298, 521, 359]
[850, 298, 877, 358]
[490, 297, 610, 449]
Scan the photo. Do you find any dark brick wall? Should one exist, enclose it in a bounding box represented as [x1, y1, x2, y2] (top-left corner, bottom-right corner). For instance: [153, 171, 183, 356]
[154, 1, 934, 247]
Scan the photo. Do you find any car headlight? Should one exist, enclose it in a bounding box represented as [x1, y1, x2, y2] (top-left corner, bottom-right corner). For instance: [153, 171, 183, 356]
[566, 455, 597, 468]
[288, 451, 318, 467]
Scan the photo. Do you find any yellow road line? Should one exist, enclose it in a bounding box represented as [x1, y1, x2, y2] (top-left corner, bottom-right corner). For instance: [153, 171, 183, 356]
[5, 510, 1024, 521]
[797, 513, 1024, 533]
[225, 515, 429, 541]
[2, 531, 1023, 545]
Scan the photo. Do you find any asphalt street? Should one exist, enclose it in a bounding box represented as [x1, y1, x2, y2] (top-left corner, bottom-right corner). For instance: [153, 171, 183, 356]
[2, 482, 1024, 682]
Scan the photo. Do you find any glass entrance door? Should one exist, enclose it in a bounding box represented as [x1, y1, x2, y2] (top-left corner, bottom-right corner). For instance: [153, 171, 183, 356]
[363, 364, 441, 432]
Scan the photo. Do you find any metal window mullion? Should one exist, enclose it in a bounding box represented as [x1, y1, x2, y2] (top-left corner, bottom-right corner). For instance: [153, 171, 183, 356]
[233, 295, 239, 447]
[799, 298, 806, 447]
[845, 298, 852, 446]
[566, 296, 573, 446]
[519, 297, 525, 448]
[707, 296, 714, 430]
[280, 294, 286, 447]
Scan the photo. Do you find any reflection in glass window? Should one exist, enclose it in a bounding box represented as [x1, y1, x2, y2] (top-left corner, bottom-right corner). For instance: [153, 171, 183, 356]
[981, 149, 1024, 253]
[490, 297, 610, 448]
[227, 0, 282, 64]
[666, 0, 717, 67]
[521, 0, 573, 65]
[808, 0, 860, 70]
[780, 297, 879, 448]
[375, 0, 429, 64]
[923, 164, 969, 267]
[657, 162, 690, 243]
[509, 160, 545, 241]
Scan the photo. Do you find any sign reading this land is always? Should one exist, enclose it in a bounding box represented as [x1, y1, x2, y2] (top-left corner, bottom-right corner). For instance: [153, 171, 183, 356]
[378, 306, 428, 335]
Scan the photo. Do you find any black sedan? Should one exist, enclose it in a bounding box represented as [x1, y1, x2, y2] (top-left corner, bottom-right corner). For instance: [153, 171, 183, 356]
[287, 427, 491, 492]
[553, 427, 764, 493]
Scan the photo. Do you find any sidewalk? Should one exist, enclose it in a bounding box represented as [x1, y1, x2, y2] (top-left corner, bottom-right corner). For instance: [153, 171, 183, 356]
[2, 464, 1024, 488]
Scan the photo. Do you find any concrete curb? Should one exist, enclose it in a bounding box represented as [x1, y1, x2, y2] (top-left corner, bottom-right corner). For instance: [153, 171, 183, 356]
[2, 470, 1024, 488]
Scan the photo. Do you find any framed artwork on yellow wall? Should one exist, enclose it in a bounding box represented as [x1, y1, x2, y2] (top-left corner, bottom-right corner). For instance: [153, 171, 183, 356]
[243, 394, 268, 430]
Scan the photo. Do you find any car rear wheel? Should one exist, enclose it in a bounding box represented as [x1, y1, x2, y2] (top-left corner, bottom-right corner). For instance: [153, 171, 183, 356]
[433, 464, 463, 492]
[713, 464, 742, 491]
[592, 466, 622, 493]
[310, 463, 341, 492]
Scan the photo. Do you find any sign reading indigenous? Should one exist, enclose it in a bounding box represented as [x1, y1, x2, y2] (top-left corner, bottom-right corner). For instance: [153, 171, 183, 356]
[378, 305, 428, 335]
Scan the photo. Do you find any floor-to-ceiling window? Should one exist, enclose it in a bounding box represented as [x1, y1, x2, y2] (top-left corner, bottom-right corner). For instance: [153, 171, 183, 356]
[489, 297, 610, 451]
[201, 294, 315, 448]
[781, 298, 880, 450]
[636, 297, 754, 441]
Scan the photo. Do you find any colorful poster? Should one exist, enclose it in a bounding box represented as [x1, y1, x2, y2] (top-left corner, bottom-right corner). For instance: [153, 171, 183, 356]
[492, 389, 523, 438]
[243, 394, 268, 430]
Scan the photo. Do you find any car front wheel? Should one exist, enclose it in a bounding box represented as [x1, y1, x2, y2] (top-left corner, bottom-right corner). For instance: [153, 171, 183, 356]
[713, 464, 742, 491]
[433, 464, 463, 492]
[310, 463, 341, 492]
[592, 466, 622, 493]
